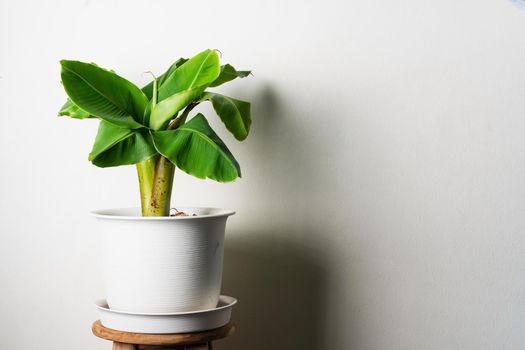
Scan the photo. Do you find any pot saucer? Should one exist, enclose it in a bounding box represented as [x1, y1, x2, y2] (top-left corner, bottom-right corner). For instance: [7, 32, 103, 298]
[95, 295, 237, 334]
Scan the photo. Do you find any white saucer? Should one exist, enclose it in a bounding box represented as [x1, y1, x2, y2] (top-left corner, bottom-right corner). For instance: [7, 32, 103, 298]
[95, 295, 237, 334]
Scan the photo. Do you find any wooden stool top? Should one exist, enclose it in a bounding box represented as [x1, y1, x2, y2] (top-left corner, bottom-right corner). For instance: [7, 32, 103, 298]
[92, 320, 235, 346]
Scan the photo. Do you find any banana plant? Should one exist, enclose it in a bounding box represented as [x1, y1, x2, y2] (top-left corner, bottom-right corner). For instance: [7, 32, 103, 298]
[58, 49, 252, 216]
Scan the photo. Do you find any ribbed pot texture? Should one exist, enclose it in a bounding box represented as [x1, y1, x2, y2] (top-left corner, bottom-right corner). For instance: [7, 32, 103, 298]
[92, 207, 235, 313]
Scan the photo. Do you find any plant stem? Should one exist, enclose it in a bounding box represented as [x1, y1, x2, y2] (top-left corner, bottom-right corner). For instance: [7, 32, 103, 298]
[147, 156, 175, 216]
[168, 102, 197, 130]
[137, 102, 198, 216]
[136, 155, 159, 216]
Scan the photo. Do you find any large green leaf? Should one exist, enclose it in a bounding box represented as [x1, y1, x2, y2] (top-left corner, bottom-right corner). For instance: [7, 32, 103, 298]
[152, 114, 240, 182]
[149, 50, 221, 130]
[58, 99, 93, 119]
[142, 58, 189, 127]
[209, 64, 251, 87]
[89, 120, 133, 159]
[89, 120, 157, 168]
[60, 60, 148, 129]
[149, 86, 205, 131]
[157, 49, 220, 101]
[142, 58, 188, 100]
[200, 92, 251, 141]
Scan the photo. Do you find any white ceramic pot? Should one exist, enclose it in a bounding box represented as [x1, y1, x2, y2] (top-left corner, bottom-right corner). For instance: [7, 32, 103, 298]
[91, 207, 234, 313]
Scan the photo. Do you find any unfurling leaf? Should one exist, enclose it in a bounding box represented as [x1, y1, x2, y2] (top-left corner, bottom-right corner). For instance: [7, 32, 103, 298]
[141, 58, 188, 100]
[150, 86, 205, 131]
[149, 49, 221, 130]
[157, 50, 220, 101]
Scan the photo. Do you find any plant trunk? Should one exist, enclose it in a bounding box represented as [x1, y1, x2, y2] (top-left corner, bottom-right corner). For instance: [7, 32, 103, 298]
[136, 155, 158, 216]
[136, 155, 175, 216]
[136, 104, 195, 216]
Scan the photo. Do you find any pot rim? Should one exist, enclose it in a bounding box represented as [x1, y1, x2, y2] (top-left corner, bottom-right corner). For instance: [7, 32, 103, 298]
[91, 207, 235, 221]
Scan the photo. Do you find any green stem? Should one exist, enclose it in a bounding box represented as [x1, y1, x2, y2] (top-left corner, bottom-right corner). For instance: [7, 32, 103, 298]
[168, 102, 197, 130]
[137, 102, 198, 216]
[136, 155, 159, 216]
[147, 156, 175, 216]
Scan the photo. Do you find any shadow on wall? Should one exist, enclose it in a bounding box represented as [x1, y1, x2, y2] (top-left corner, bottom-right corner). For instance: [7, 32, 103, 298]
[214, 84, 335, 350]
[218, 233, 327, 350]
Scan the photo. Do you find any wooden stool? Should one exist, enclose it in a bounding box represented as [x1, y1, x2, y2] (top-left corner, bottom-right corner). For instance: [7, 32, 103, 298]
[92, 320, 235, 350]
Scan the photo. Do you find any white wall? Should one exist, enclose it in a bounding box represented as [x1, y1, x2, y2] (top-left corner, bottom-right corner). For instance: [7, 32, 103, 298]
[1, 0, 525, 349]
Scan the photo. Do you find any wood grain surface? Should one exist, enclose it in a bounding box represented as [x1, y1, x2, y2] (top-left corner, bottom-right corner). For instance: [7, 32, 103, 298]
[92, 320, 235, 346]
[113, 342, 138, 350]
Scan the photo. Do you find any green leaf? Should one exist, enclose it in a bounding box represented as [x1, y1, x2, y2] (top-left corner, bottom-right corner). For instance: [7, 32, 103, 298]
[89, 120, 133, 159]
[209, 64, 251, 87]
[89, 120, 157, 168]
[142, 58, 190, 127]
[58, 99, 93, 119]
[158, 49, 220, 101]
[149, 50, 220, 130]
[200, 92, 251, 141]
[60, 60, 148, 129]
[150, 86, 206, 131]
[142, 58, 188, 100]
[152, 114, 240, 182]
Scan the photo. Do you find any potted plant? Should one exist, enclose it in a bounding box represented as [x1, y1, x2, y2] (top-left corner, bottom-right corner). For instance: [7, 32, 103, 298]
[58, 49, 252, 313]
